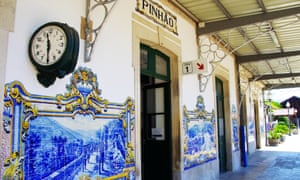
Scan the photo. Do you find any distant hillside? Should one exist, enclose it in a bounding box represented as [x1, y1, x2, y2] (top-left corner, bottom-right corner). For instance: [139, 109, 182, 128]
[29, 116, 99, 144]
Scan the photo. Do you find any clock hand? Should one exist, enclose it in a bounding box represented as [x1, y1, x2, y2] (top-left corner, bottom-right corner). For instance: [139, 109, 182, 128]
[46, 33, 51, 64]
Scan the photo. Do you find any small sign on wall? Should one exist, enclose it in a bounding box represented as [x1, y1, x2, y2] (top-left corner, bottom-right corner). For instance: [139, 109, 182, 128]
[182, 58, 208, 74]
[152, 128, 164, 140]
[182, 62, 193, 74]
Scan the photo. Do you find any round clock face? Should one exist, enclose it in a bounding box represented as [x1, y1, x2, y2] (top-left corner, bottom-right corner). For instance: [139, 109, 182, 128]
[28, 21, 79, 87]
[30, 25, 67, 66]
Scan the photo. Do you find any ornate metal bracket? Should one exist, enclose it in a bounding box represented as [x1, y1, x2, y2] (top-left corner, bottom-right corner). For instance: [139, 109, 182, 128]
[84, 0, 118, 62]
[197, 36, 226, 92]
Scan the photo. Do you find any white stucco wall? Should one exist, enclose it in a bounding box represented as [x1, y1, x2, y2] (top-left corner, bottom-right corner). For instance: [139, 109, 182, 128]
[6, 0, 82, 94]
[181, 35, 215, 112]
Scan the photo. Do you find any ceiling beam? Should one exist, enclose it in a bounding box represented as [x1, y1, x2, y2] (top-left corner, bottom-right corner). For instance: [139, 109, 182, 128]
[213, 0, 261, 56]
[168, 0, 199, 23]
[264, 83, 300, 90]
[197, 7, 300, 35]
[250, 73, 300, 81]
[237, 50, 300, 64]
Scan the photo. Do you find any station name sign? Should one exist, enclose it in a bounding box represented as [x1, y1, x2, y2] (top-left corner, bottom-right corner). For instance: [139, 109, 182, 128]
[136, 0, 178, 35]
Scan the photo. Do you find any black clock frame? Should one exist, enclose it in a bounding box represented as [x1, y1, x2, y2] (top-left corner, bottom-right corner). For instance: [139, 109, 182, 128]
[28, 22, 79, 87]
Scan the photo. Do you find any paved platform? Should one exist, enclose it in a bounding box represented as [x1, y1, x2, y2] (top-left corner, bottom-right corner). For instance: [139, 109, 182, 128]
[220, 133, 300, 180]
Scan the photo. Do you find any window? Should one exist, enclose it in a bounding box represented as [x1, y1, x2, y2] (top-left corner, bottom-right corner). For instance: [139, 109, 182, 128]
[140, 44, 170, 81]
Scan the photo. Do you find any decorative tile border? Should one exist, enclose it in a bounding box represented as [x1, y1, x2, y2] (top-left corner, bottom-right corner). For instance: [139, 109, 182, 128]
[1, 67, 135, 179]
[232, 104, 239, 152]
[183, 95, 217, 170]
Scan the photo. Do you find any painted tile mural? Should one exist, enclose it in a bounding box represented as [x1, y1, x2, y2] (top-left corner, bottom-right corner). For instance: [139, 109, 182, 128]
[232, 104, 239, 152]
[1, 67, 135, 180]
[183, 95, 217, 170]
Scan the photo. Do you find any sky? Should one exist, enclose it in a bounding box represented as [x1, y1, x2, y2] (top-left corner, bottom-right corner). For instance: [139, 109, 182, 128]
[267, 87, 300, 103]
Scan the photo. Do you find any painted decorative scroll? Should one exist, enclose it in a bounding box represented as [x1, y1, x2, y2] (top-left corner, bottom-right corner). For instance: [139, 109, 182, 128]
[183, 95, 217, 170]
[1, 67, 135, 180]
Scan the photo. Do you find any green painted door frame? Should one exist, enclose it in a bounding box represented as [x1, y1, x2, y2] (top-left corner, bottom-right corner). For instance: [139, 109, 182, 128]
[216, 77, 227, 173]
[140, 44, 172, 180]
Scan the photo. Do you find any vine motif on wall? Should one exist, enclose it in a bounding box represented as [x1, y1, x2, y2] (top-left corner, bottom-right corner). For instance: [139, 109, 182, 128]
[183, 95, 217, 170]
[1, 67, 135, 180]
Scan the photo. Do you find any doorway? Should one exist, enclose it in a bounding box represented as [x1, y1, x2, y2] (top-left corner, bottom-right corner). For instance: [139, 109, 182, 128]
[140, 44, 172, 180]
[216, 77, 227, 173]
[254, 100, 260, 148]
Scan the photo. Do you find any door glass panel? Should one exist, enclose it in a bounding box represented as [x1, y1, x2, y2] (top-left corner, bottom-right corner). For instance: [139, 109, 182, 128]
[218, 117, 224, 136]
[146, 87, 165, 113]
[155, 78, 167, 83]
[149, 114, 165, 140]
[146, 88, 155, 113]
[155, 87, 164, 113]
[155, 54, 167, 76]
[141, 49, 148, 70]
[218, 99, 224, 116]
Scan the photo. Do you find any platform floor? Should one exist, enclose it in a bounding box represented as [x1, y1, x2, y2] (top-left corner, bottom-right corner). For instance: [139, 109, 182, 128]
[220, 133, 300, 180]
